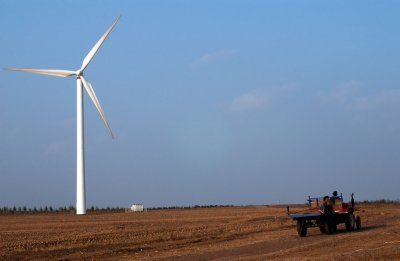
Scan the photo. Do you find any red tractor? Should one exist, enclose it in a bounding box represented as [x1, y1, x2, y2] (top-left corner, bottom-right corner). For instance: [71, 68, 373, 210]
[287, 193, 361, 237]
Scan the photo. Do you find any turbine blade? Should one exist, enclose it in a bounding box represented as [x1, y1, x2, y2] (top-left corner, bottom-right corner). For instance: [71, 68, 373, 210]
[80, 15, 121, 71]
[3, 68, 76, 77]
[80, 76, 114, 138]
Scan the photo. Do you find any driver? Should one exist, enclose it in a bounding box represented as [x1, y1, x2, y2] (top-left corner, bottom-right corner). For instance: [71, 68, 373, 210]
[330, 191, 341, 205]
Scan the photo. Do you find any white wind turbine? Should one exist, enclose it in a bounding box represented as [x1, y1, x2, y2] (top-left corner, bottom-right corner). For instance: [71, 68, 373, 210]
[4, 15, 121, 215]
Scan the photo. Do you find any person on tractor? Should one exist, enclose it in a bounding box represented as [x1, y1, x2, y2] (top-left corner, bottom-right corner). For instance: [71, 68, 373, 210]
[329, 191, 341, 205]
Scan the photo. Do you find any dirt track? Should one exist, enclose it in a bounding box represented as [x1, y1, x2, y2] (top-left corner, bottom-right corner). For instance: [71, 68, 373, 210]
[1, 203, 399, 260]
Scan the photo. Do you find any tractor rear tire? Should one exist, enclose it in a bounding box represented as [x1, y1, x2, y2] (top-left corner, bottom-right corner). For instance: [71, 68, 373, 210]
[297, 220, 307, 237]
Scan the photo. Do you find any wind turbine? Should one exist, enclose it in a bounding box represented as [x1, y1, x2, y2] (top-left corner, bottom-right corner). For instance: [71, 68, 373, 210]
[4, 15, 121, 215]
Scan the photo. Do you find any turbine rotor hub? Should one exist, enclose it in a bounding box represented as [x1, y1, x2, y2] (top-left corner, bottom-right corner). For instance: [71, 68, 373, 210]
[76, 70, 84, 78]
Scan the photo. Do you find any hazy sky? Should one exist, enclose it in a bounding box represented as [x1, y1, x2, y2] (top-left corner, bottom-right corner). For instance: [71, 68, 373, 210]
[1, 1, 400, 208]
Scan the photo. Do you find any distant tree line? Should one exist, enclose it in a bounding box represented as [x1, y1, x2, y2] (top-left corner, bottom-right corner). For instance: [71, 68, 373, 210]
[148, 204, 235, 210]
[8, 201, 398, 214]
[0, 205, 125, 215]
[0, 204, 239, 214]
[361, 199, 400, 205]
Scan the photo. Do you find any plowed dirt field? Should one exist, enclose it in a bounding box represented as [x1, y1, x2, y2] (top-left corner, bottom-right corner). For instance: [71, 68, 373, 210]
[1, 203, 399, 260]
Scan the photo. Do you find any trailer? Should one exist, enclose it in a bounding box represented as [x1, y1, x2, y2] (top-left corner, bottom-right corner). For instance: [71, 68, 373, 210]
[287, 193, 361, 237]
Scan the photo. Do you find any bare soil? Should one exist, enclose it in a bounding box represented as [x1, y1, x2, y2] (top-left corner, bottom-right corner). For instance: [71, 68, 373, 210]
[1, 203, 399, 260]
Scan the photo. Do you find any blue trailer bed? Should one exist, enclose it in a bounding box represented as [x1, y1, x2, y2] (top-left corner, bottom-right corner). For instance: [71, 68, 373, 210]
[288, 213, 321, 219]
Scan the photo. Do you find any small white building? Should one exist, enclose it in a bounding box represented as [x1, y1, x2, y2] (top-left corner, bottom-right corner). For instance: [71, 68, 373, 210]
[130, 204, 144, 212]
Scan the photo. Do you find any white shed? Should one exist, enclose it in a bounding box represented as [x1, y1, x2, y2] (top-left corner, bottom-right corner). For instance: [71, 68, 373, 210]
[130, 204, 144, 212]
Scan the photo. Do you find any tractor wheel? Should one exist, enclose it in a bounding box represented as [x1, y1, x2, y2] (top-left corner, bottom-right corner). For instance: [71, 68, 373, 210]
[297, 220, 307, 237]
[345, 213, 355, 231]
[355, 216, 361, 230]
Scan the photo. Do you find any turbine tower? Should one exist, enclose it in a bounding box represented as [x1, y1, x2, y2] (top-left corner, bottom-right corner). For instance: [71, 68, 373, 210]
[4, 16, 121, 215]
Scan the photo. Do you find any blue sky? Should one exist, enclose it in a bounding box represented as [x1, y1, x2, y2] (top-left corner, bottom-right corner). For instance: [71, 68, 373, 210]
[1, 1, 400, 208]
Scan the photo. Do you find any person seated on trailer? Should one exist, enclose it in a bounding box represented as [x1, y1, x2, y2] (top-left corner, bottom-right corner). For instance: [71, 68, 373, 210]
[320, 196, 333, 214]
[329, 190, 341, 206]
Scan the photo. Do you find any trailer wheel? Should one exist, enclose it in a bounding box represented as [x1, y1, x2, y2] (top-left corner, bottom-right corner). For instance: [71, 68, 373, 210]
[345, 213, 355, 231]
[297, 220, 307, 237]
[355, 216, 361, 230]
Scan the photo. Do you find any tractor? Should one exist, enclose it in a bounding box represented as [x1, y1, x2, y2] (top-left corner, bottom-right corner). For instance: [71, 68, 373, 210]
[287, 193, 361, 237]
